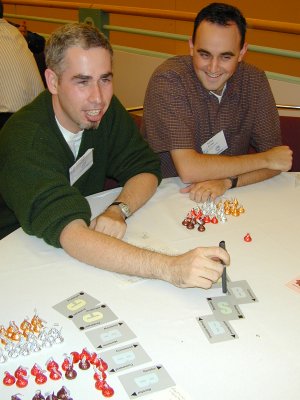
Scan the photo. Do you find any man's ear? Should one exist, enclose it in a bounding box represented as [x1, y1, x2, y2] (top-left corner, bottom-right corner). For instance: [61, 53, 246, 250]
[238, 42, 248, 62]
[45, 68, 58, 94]
[188, 38, 194, 56]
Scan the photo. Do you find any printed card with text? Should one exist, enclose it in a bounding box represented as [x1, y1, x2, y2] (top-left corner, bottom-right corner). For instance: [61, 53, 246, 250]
[53, 291, 100, 318]
[70, 304, 118, 330]
[207, 296, 244, 321]
[119, 365, 175, 398]
[197, 315, 238, 343]
[86, 321, 136, 350]
[102, 342, 151, 373]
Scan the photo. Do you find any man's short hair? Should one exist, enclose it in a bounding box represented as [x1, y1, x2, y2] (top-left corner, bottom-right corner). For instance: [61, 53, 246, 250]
[45, 22, 113, 76]
[192, 2, 247, 48]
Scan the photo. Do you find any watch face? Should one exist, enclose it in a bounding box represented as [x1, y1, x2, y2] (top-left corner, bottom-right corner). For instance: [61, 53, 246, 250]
[119, 203, 131, 218]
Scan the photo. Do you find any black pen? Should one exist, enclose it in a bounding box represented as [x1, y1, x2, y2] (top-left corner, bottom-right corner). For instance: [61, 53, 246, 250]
[219, 240, 227, 294]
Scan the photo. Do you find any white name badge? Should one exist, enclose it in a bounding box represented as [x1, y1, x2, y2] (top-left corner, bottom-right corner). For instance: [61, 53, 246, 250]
[69, 148, 94, 185]
[201, 130, 228, 155]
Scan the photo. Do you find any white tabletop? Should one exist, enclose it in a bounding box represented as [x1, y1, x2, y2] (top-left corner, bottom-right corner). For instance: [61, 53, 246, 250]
[0, 173, 300, 399]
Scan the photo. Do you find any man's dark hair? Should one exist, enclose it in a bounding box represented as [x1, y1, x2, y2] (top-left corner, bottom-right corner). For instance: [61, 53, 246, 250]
[0, 1, 4, 19]
[192, 2, 247, 48]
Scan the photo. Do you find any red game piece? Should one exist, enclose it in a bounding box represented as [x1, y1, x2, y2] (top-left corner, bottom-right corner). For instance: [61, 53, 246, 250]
[31, 363, 42, 376]
[61, 356, 72, 371]
[49, 367, 62, 380]
[46, 358, 59, 372]
[203, 215, 210, 223]
[211, 216, 218, 224]
[15, 366, 28, 379]
[98, 358, 108, 372]
[35, 372, 47, 385]
[244, 233, 252, 242]
[80, 347, 91, 361]
[3, 371, 16, 386]
[102, 383, 114, 397]
[198, 224, 205, 232]
[16, 376, 29, 388]
[70, 351, 80, 364]
[95, 378, 105, 391]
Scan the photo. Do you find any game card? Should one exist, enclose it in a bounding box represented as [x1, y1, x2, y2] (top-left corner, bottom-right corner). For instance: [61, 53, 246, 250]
[227, 280, 258, 304]
[207, 296, 244, 321]
[286, 276, 300, 294]
[85, 321, 136, 350]
[53, 291, 100, 318]
[119, 365, 175, 398]
[197, 315, 238, 343]
[101, 342, 151, 373]
[70, 304, 118, 330]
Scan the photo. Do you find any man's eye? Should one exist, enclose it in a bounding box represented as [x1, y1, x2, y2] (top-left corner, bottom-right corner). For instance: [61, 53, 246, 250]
[199, 52, 210, 59]
[101, 77, 112, 83]
[222, 55, 232, 60]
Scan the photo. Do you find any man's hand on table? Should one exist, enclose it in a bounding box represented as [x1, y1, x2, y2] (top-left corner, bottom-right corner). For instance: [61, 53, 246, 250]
[167, 246, 230, 288]
[90, 207, 127, 239]
[180, 179, 231, 203]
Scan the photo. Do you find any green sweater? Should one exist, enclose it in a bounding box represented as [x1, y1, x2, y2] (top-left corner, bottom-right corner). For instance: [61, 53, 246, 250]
[0, 91, 161, 247]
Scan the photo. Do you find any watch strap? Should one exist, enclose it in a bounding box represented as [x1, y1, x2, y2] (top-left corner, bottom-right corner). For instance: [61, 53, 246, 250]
[228, 176, 238, 189]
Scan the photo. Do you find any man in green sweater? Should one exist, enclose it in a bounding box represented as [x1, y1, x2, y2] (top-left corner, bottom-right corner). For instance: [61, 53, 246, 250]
[0, 23, 229, 288]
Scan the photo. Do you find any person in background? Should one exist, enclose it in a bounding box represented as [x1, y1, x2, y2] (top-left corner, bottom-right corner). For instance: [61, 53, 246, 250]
[0, 22, 229, 289]
[0, 0, 44, 129]
[142, 2, 292, 203]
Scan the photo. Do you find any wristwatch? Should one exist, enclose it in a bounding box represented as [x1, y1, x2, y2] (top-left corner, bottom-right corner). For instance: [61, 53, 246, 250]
[109, 202, 132, 219]
[228, 176, 238, 189]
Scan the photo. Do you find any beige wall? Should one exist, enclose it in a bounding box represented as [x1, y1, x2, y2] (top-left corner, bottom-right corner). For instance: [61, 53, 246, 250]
[4, 0, 299, 76]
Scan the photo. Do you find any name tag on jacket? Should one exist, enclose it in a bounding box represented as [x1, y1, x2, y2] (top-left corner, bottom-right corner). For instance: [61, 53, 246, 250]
[201, 130, 228, 154]
[69, 148, 94, 185]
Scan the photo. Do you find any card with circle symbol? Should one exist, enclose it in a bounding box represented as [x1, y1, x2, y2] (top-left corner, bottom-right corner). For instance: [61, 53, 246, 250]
[70, 304, 118, 330]
[85, 321, 136, 350]
[101, 342, 151, 374]
[119, 365, 175, 398]
[197, 315, 238, 344]
[53, 291, 100, 318]
[207, 296, 244, 321]
[227, 280, 258, 304]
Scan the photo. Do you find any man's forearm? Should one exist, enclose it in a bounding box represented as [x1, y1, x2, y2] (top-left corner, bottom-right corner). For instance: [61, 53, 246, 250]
[233, 168, 280, 188]
[171, 147, 292, 183]
[61, 219, 173, 280]
[113, 173, 158, 214]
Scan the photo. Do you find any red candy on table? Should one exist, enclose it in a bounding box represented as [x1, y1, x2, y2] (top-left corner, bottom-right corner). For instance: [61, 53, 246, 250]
[35, 372, 47, 385]
[80, 347, 91, 361]
[46, 358, 59, 372]
[16, 376, 29, 388]
[70, 351, 80, 364]
[61, 356, 72, 371]
[49, 367, 62, 380]
[95, 378, 105, 391]
[98, 358, 108, 372]
[14, 366, 28, 379]
[244, 233, 252, 242]
[102, 383, 114, 397]
[3, 371, 16, 386]
[31, 363, 42, 376]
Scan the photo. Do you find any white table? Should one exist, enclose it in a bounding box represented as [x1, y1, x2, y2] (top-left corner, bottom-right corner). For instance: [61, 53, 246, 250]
[1, 173, 300, 399]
